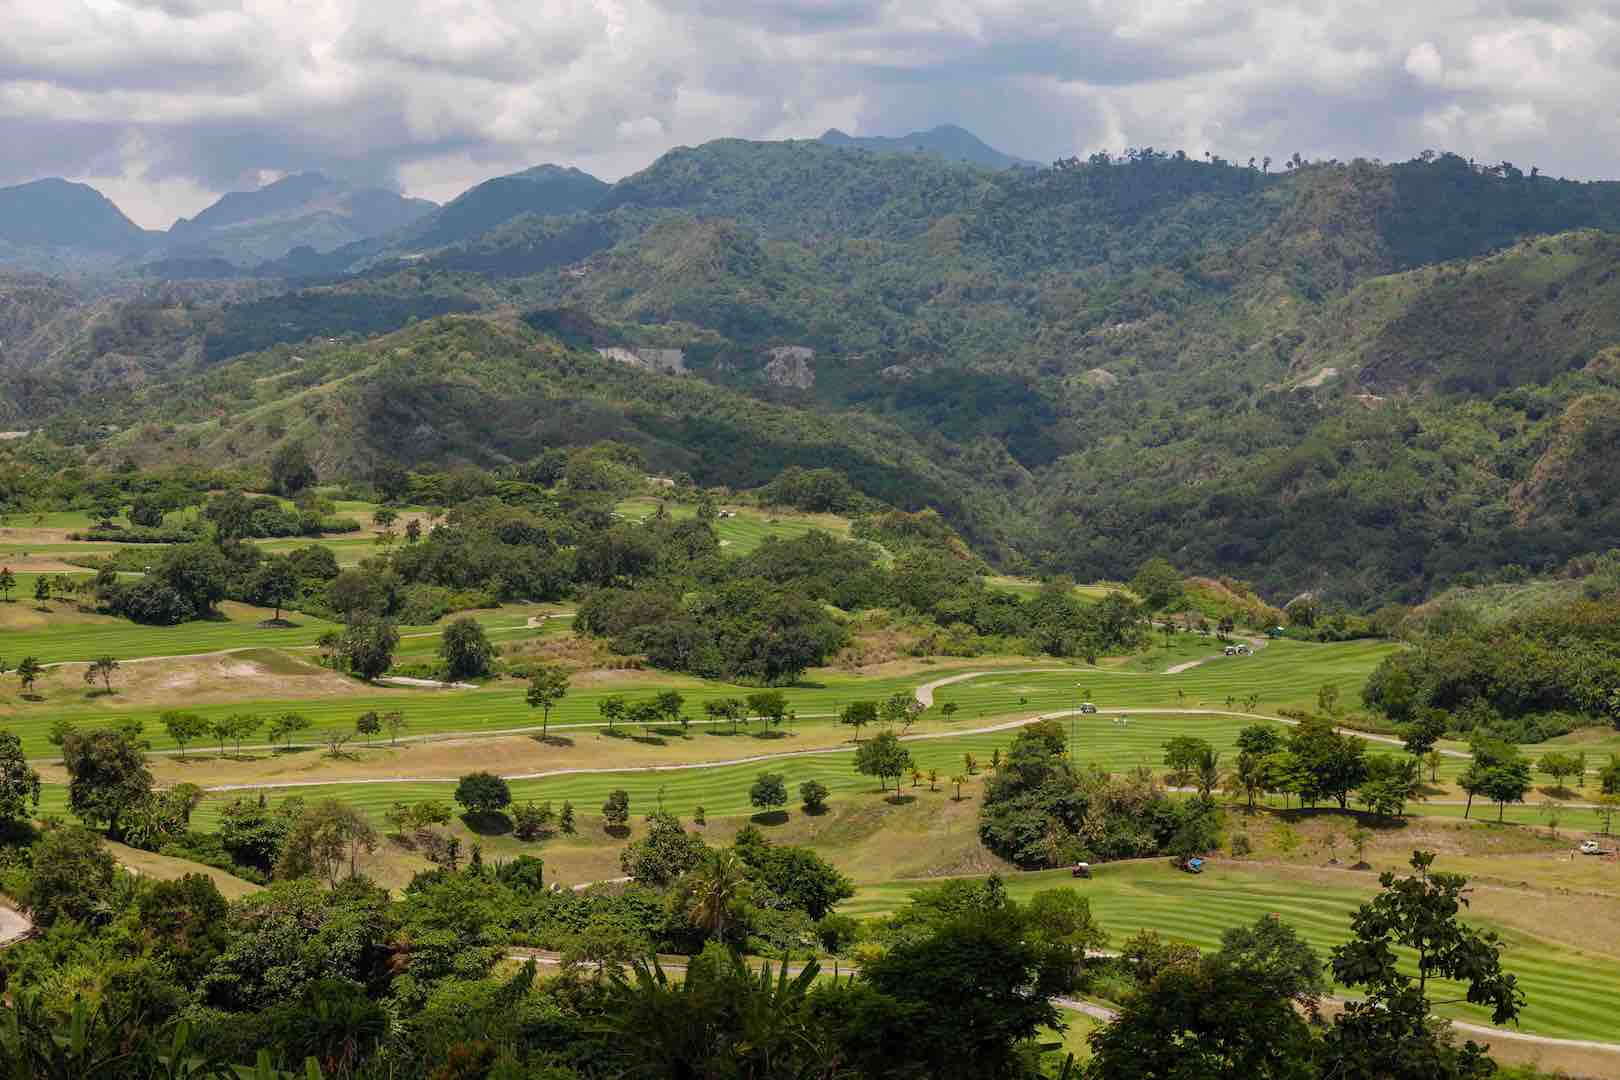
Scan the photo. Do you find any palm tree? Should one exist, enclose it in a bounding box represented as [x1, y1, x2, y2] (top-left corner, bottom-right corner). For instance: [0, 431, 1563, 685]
[951, 774, 967, 800]
[687, 849, 748, 942]
[1195, 748, 1222, 802]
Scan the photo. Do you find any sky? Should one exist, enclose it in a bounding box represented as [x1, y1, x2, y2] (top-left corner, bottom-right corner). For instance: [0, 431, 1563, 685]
[2, 0, 1617, 229]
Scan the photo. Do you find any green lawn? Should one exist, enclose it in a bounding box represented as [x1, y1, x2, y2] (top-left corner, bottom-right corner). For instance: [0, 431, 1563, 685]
[0, 602, 345, 665]
[847, 861, 1620, 1043]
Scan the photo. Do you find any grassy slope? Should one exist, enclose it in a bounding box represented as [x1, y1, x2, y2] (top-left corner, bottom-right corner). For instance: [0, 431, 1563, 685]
[849, 860, 1620, 1043]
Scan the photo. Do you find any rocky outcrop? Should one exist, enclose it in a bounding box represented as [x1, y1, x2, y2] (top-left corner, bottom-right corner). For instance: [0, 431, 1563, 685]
[596, 346, 687, 376]
[762, 346, 815, 389]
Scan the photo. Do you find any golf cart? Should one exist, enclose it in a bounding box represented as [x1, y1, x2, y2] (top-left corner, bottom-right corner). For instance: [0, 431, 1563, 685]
[1580, 840, 1606, 856]
[1178, 856, 1205, 874]
[1079, 702, 1098, 714]
[1071, 862, 1092, 878]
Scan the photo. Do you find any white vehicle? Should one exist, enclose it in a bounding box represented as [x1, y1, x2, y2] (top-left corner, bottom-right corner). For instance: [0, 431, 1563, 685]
[1223, 645, 1237, 656]
[1079, 702, 1098, 714]
[1235, 643, 1252, 655]
[1580, 840, 1604, 855]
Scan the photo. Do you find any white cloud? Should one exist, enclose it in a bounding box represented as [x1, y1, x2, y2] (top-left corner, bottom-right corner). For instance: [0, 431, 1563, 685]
[1, 0, 1618, 228]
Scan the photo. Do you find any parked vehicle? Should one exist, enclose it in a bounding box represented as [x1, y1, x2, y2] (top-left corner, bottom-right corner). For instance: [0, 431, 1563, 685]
[1178, 856, 1205, 874]
[1071, 862, 1092, 878]
[1079, 702, 1098, 714]
[1580, 840, 1605, 855]
[1223, 646, 1237, 656]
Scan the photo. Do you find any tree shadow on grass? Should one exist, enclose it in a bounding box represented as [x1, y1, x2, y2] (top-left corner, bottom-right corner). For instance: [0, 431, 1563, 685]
[530, 734, 575, 748]
[18, 694, 43, 703]
[603, 824, 631, 839]
[461, 811, 513, 836]
[751, 730, 790, 740]
[627, 733, 667, 746]
[83, 688, 117, 699]
[884, 794, 917, 807]
[750, 810, 790, 826]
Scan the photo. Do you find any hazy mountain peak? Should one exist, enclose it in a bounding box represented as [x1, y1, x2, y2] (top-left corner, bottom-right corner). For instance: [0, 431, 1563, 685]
[165, 172, 436, 265]
[0, 177, 151, 252]
[818, 124, 1037, 170]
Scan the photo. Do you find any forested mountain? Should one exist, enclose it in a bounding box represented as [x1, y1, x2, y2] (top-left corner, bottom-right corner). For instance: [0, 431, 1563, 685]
[818, 123, 1038, 169]
[6, 141, 1620, 606]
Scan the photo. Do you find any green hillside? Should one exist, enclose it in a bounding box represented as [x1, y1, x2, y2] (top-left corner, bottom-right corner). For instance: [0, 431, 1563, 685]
[7, 145, 1620, 605]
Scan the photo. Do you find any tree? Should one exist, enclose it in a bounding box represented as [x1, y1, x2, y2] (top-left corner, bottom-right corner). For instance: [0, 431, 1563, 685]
[268, 711, 312, 750]
[619, 810, 707, 886]
[840, 700, 877, 741]
[438, 616, 494, 680]
[384, 711, 406, 746]
[951, 773, 966, 799]
[1539, 798, 1563, 837]
[28, 825, 117, 926]
[161, 711, 210, 759]
[322, 729, 354, 758]
[274, 799, 378, 886]
[627, 699, 663, 738]
[941, 701, 959, 722]
[855, 730, 914, 793]
[84, 656, 120, 694]
[1324, 851, 1523, 1079]
[61, 726, 152, 840]
[0, 731, 40, 824]
[799, 779, 829, 813]
[1600, 753, 1620, 795]
[1024, 888, 1109, 983]
[560, 800, 576, 833]
[682, 848, 749, 942]
[862, 914, 1063, 1080]
[455, 771, 512, 817]
[1089, 916, 1320, 1080]
[512, 800, 554, 840]
[602, 789, 631, 831]
[1537, 751, 1582, 792]
[1403, 708, 1448, 758]
[1288, 717, 1368, 809]
[1318, 683, 1342, 716]
[33, 575, 50, 607]
[749, 772, 788, 815]
[599, 695, 627, 733]
[1357, 755, 1422, 820]
[1130, 557, 1184, 614]
[249, 558, 299, 622]
[525, 665, 569, 739]
[355, 710, 381, 745]
[1423, 749, 1444, 783]
[881, 690, 923, 731]
[0, 567, 12, 601]
[1163, 735, 1213, 787]
[653, 689, 686, 729]
[269, 440, 317, 495]
[156, 542, 230, 616]
[211, 713, 257, 756]
[746, 689, 788, 732]
[1482, 760, 1533, 822]
[15, 655, 43, 696]
[337, 615, 399, 680]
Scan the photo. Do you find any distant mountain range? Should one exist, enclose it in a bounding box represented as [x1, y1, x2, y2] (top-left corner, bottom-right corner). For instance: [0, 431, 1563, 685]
[0, 172, 438, 271]
[818, 124, 1038, 170]
[0, 124, 1034, 275]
